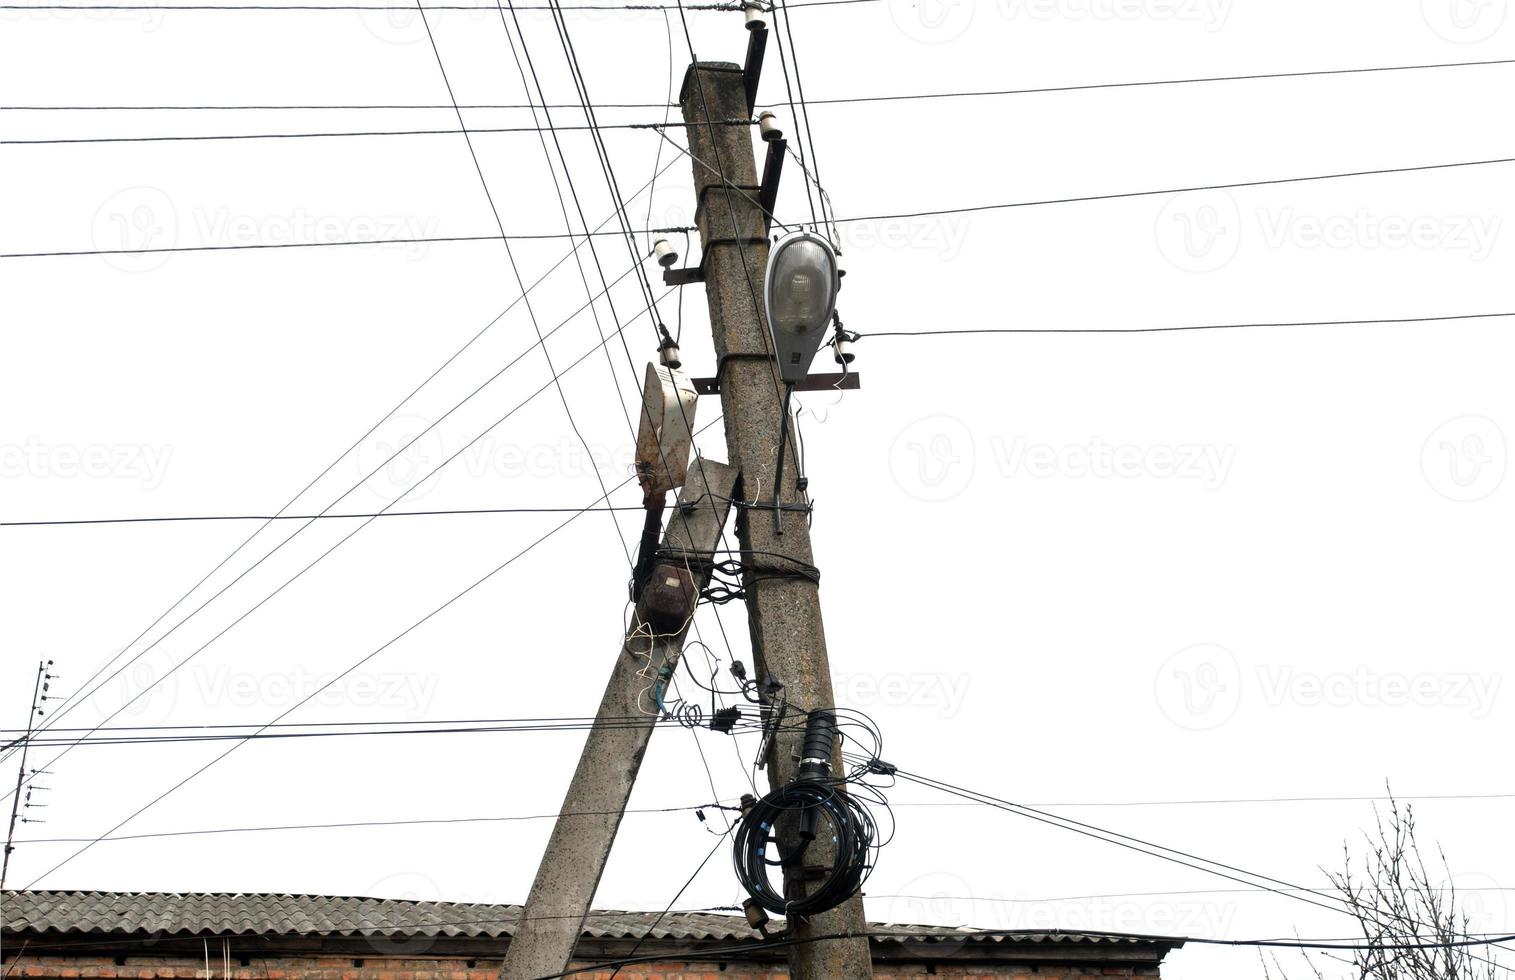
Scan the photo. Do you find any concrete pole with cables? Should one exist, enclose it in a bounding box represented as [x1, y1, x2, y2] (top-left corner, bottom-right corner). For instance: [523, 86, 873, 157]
[679, 60, 875, 980]
[499, 459, 737, 980]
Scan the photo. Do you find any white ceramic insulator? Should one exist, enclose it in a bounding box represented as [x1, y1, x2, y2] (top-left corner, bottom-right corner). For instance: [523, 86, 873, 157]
[757, 111, 783, 142]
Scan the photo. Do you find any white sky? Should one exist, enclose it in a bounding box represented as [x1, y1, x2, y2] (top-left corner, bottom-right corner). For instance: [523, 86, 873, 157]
[1, 1, 1512, 977]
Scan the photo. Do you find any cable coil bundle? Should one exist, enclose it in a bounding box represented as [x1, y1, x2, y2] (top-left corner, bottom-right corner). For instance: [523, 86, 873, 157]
[732, 710, 876, 917]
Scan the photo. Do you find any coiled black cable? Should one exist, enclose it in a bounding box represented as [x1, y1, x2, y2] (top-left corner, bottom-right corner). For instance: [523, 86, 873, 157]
[732, 780, 875, 917]
[732, 712, 875, 917]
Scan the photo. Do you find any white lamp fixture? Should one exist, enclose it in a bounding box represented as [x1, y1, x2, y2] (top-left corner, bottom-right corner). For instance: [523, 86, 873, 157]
[763, 230, 841, 385]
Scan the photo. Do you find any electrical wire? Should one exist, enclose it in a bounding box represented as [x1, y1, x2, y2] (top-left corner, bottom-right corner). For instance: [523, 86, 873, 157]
[13, 154, 1512, 261]
[13, 55, 1510, 113]
[416, 0, 635, 574]
[0, 151, 683, 773]
[0, 118, 750, 146]
[0, 275, 673, 806]
[852, 312, 1515, 338]
[886, 764, 1515, 973]
[0, 714, 732, 735]
[15, 412, 726, 887]
[0, 152, 685, 777]
[17, 473, 640, 887]
[771, 0, 833, 236]
[604, 834, 728, 979]
[8, 718, 767, 749]
[827, 155, 1515, 226]
[781, 56, 1515, 106]
[0, 504, 651, 527]
[0, 226, 695, 259]
[18, 802, 738, 845]
[0, 0, 871, 8]
[518, 0, 759, 815]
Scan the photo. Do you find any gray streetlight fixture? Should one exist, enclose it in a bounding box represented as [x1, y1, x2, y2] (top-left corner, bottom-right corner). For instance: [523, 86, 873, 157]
[763, 230, 840, 385]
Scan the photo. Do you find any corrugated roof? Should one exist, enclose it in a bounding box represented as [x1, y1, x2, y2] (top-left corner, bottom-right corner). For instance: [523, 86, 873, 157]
[1, 891, 1173, 949]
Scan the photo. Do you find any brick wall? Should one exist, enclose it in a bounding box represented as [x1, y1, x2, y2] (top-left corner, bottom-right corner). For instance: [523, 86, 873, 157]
[1, 954, 1162, 979]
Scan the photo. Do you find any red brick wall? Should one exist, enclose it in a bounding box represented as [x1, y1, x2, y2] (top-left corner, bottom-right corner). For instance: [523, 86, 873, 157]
[1, 955, 1161, 979]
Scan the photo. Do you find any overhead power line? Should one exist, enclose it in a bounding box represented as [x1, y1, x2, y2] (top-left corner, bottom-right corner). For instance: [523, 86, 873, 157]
[0, 227, 693, 259]
[0, 0, 872, 8]
[0, 504, 650, 528]
[886, 764, 1515, 974]
[19, 477, 638, 887]
[853, 312, 1515, 338]
[21, 309, 1503, 529]
[8, 56, 1512, 113]
[18, 412, 726, 888]
[19, 803, 732, 845]
[8, 717, 764, 749]
[8, 153, 1511, 261]
[0, 118, 750, 147]
[828, 155, 1515, 226]
[792, 56, 1515, 106]
[0, 268, 673, 803]
[0, 151, 686, 779]
[15, 794, 1515, 846]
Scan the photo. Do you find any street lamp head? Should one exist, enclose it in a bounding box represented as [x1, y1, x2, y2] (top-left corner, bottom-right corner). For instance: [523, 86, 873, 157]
[764, 230, 840, 384]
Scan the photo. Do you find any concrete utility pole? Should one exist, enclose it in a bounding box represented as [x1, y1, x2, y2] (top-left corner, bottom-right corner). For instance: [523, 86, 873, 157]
[499, 459, 737, 980]
[679, 61, 874, 979]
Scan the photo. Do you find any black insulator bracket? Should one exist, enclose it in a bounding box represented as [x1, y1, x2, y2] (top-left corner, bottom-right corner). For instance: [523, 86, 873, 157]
[743, 25, 768, 116]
